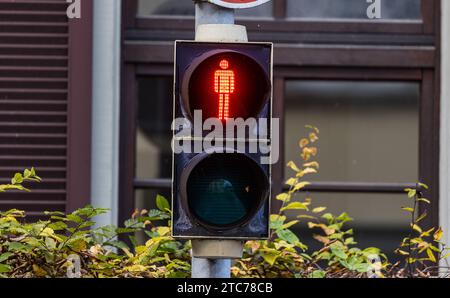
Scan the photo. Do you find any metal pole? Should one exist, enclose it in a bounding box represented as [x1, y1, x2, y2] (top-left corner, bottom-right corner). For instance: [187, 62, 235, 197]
[192, 258, 232, 278]
[195, 1, 235, 30]
[191, 1, 236, 278]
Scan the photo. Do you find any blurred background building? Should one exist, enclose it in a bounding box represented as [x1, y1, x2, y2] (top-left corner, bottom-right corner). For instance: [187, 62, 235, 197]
[0, 0, 448, 258]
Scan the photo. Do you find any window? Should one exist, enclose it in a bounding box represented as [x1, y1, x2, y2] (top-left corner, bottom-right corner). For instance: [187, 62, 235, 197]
[285, 80, 419, 182]
[121, 0, 440, 240]
[134, 77, 173, 211]
[286, 0, 422, 19]
[284, 80, 420, 256]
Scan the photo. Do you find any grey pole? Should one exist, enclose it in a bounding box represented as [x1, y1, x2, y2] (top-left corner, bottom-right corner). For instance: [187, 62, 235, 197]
[195, 1, 235, 29]
[191, 1, 236, 278]
[191, 258, 232, 278]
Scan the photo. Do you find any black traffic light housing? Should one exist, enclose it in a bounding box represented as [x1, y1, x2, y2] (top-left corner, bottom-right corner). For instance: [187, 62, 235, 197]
[172, 41, 273, 239]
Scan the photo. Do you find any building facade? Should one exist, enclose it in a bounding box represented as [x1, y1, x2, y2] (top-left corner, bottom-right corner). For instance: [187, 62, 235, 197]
[0, 0, 449, 251]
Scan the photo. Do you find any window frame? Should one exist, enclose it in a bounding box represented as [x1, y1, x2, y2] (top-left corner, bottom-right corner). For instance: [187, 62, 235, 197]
[119, 0, 441, 231]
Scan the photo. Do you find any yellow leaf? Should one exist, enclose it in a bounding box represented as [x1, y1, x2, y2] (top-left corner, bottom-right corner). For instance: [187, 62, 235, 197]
[411, 224, 422, 233]
[416, 212, 427, 223]
[308, 222, 335, 236]
[249, 241, 260, 253]
[32, 264, 47, 277]
[276, 193, 290, 202]
[299, 138, 309, 148]
[39, 227, 55, 237]
[124, 264, 147, 272]
[309, 132, 319, 143]
[301, 147, 317, 161]
[281, 220, 299, 229]
[313, 234, 330, 245]
[396, 249, 409, 256]
[305, 125, 319, 134]
[434, 227, 443, 241]
[285, 178, 297, 186]
[280, 202, 308, 212]
[418, 242, 429, 253]
[293, 181, 310, 192]
[156, 226, 170, 236]
[296, 167, 317, 178]
[421, 227, 435, 237]
[303, 161, 319, 169]
[404, 188, 416, 198]
[287, 161, 300, 172]
[312, 207, 326, 213]
[417, 198, 431, 204]
[401, 207, 414, 213]
[122, 248, 134, 258]
[442, 253, 450, 260]
[426, 248, 437, 263]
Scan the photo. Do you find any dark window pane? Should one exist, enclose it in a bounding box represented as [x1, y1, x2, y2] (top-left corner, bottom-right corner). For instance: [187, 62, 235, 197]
[286, 0, 421, 19]
[236, 2, 273, 18]
[136, 77, 173, 179]
[285, 80, 419, 182]
[138, 0, 194, 16]
[288, 192, 411, 262]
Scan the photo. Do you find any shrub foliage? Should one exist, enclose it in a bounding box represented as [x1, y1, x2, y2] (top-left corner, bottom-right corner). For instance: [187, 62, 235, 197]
[0, 127, 449, 278]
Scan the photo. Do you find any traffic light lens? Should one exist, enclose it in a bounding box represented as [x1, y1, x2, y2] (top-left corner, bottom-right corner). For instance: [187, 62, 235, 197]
[184, 153, 269, 228]
[184, 51, 270, 122]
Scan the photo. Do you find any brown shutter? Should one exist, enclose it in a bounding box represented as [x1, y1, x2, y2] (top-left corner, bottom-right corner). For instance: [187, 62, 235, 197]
[0, 0, 92, 219]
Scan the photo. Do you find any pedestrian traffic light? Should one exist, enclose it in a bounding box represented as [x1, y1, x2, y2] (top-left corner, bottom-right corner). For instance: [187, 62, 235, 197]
[172, 41, 273, 239]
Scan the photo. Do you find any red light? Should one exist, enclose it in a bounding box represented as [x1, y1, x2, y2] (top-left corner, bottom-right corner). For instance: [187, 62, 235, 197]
[214, 59, 235, 120]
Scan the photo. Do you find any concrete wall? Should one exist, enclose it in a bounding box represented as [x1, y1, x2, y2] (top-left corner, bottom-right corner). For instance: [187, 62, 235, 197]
[90, 0, 121, 227]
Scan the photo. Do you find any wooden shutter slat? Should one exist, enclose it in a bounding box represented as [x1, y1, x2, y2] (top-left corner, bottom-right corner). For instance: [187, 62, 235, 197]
[0, 0, 72, 217]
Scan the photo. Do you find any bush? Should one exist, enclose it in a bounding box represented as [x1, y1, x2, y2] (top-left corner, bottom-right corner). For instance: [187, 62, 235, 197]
[0, 127, 449, 278]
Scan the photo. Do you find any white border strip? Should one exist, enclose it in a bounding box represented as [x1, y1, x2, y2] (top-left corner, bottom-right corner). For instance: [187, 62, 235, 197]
[440, 0, 450, 249]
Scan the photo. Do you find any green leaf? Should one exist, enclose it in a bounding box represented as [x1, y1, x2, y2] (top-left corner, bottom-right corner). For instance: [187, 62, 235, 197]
[0, 264, 11, 273]
[106, 240, 130, 251]
[66, 214, 83, 224]
[330, 246, 347, 260]
[156, 195, 170, 211]
[280, 202, 308, 212]
[321, 213, 334, 222]
[336, 212, 353, 223]
[260, 249, 281, 266]
[277, 229, 299, 245]
[47, 221, 68, 231]
[312, 207, 326, 213]
[7, 242, 27, 252]
[310, 270, 326, 278]
[269, 215, 286, 230]
[0, 252, 13, 263]
[354, 263, 371, 273]
[45, 237, 56, 250]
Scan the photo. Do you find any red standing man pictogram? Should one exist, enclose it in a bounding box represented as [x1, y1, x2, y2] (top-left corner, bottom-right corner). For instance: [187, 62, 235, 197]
[214, 59, 235, 120]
